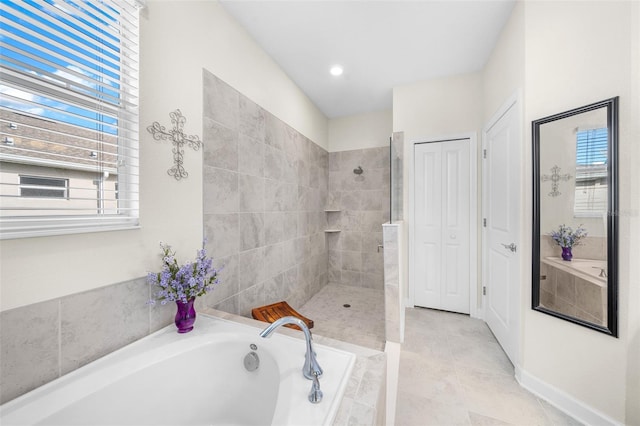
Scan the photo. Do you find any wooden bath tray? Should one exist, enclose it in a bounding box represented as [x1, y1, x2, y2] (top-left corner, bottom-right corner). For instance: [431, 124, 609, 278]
[251, 301, 314, 331]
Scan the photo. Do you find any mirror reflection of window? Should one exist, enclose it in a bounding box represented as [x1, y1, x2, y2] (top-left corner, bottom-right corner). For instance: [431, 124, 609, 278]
[574, 128, 608, 217]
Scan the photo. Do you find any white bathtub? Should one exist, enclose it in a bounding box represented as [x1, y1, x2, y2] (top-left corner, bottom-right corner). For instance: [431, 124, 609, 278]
[0, 315, 356, 425]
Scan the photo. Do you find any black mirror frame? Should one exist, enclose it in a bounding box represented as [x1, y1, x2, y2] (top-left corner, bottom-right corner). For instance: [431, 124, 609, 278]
[532, 97, 619, 337]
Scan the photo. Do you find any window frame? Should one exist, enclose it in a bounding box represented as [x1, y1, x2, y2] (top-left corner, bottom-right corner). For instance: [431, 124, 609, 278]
[19, 174, 69, 199]
[0, 0, 141, 240]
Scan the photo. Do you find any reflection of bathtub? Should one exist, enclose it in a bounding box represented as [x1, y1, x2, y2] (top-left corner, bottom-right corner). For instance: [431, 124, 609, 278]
[540, 257, 607, 326]
[543, 257, 607, 285]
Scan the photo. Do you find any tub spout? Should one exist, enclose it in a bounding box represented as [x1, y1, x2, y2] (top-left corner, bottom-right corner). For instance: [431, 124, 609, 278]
[259, 316, 323, 381]
[308, 371, 323, 404]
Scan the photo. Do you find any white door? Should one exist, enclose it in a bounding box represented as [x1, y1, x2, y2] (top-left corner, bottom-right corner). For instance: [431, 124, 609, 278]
[483, 99, 520, 365]
[414, 139, 470, 314]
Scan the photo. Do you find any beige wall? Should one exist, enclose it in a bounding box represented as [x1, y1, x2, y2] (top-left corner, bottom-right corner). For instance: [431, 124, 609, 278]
[626, 3, 640, 424]
[523, 1, 636, 422]
[482, 1, 525, 124]
[328, 110, 392, 152]
[0, 0, 328, 311]
[393, 73, 483, 142]
[392, 72, 483, 310]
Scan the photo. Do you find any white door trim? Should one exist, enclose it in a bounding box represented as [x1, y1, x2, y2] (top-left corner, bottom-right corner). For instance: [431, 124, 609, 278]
[408, 132, 479, 318]
[481, 90, 523, 366]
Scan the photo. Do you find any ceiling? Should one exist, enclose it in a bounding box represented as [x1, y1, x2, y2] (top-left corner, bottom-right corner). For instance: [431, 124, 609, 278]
[220, 0, 516, 119]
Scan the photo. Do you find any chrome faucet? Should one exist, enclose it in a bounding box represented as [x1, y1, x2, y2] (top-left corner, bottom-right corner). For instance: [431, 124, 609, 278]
[593, 266, 608, 277]
[259, 316, 323, 381]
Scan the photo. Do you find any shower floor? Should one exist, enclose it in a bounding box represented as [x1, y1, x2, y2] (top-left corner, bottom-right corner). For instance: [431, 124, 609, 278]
[299, 284, 385, 351]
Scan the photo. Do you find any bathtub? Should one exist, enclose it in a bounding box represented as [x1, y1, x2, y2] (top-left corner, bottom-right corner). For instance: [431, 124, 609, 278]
[0, 314, 356, 425]
[543, 257, 607, 285]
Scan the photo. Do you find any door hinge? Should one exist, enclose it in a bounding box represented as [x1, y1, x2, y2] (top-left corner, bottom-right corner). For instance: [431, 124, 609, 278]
[483, 149, 487, 159]
[483, 286, 487, 296]
[483, 218, 487, 227]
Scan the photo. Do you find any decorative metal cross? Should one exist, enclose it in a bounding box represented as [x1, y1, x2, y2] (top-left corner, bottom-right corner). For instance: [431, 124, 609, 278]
[541, 165, 572, 197]
[147, 109, 202, 180]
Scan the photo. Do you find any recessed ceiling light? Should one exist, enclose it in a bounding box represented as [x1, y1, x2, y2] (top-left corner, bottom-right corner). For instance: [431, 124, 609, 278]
[329, 65, 343, 76]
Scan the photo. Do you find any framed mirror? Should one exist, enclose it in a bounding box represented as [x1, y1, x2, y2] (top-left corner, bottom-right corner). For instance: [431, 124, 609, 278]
[532, 97, 618, 336]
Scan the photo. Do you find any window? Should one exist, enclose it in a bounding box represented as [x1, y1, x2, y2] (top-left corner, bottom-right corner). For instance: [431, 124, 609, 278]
[574, 128, 608, 216]
[0, 0, 141, 239]
[20, 175, 68, 198]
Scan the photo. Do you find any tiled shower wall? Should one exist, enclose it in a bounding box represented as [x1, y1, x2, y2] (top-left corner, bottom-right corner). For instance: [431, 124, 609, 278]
[200, 70, 329, 316]
[326, 147, 390, 289]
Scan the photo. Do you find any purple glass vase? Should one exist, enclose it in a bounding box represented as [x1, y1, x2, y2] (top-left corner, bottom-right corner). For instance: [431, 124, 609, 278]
[561, 246, 573, 261]
[175, 298, 196, 333]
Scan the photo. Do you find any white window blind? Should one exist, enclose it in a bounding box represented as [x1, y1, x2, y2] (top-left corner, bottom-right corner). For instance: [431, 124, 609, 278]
[0, 0, 140, 239]
[574, 128, 608, 216]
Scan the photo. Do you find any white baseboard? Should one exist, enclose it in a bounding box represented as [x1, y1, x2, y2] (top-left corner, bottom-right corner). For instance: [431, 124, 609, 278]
[515, 366, 623, 426]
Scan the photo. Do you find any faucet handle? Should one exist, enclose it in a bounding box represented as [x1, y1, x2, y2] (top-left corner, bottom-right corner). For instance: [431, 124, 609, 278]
[308, 371, 323, 404]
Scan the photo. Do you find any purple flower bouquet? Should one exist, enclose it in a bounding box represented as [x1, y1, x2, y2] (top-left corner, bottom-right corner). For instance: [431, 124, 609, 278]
[549, 224, 588, 248]
[147, 242, 219, 332]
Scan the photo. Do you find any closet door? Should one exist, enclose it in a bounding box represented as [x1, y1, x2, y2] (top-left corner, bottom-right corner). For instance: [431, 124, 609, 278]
[414, 139, 470, 314]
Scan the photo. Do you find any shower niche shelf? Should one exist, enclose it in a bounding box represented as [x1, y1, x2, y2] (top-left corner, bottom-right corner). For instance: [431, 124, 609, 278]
[324, 209, 341, 233]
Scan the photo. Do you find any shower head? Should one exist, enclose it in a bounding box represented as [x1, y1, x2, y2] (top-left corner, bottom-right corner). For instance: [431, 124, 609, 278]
[353, 166, 363, 175]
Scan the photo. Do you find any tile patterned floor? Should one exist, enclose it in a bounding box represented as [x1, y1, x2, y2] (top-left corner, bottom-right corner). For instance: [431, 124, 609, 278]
[299, 284, 386, 351]
[299, 284, 582, 426]
[395, 307, 582, 426]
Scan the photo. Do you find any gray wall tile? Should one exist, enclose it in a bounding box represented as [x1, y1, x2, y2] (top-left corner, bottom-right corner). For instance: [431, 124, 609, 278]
[204, 213, 239, 259]
[264, 243, 284, 278]
[238, 174, 264, 212]
[60, 279, 148, 374]
[238, 94, 265, 141]
[327, 147, 389, 289]
[264, 211, 284, 245]
[201, 254, 239, 307]
[342, 250, 363, 272]
[238, 247, 266, 292]
[203, 70, 238, 130]
[203, 166, 238, 214]
[239, 212, 264, 251]
[237, 133, 264, 177]
[0, 300, 59, 404]
[264, 145, 283, 181]
[202, 72, 330, 321]
[264, 112, 284, 150]
[282, 151, 298, 184]
[261, 273, 284, 305]
[203, 117, 238, 171]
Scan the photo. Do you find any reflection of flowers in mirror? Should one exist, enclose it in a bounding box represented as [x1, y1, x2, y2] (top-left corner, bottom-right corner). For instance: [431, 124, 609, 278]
[549, 224, 588, 248]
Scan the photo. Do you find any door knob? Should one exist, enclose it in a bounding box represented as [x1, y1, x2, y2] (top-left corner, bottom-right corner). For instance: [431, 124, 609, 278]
[501, 243, 517, 253]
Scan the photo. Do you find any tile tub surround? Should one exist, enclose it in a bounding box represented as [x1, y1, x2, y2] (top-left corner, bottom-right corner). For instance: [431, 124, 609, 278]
[539, 259, 607, 326]
[201, 307, 387, 426]
[326, 147, 390, 290]
[0, 277, 175, 405]
[1, 295, 386, 425]
[202, 70, 329, 317]
[383, 222, 404, 344]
